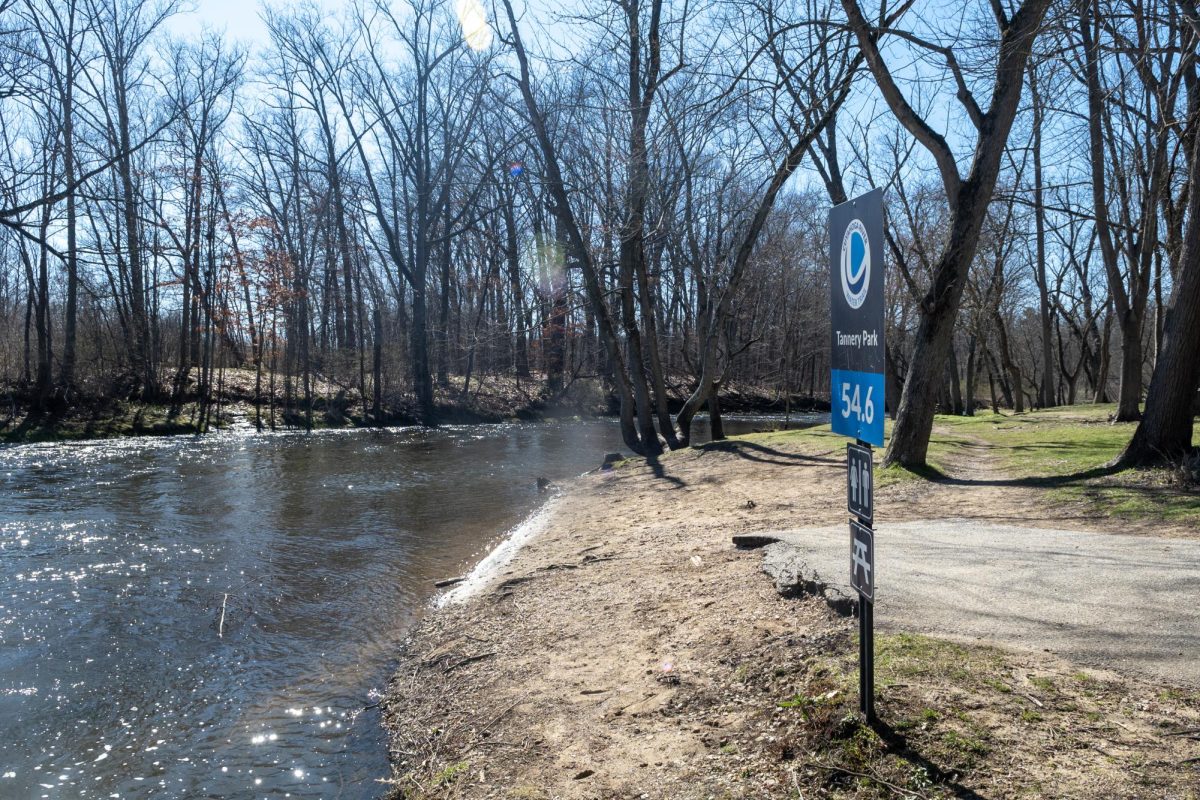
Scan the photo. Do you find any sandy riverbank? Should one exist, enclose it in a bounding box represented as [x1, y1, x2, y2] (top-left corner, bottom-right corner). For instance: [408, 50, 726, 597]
[381, 429, 1200, 799]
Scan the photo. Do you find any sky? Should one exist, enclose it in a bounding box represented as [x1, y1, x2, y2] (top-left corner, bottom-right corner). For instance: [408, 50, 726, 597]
[165, 0, 570, 50]
[161, 0, 998, 204]
[166, 0, 272, 46]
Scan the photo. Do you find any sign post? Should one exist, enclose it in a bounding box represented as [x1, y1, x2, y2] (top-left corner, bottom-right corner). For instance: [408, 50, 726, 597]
[829, 188, 884, 724]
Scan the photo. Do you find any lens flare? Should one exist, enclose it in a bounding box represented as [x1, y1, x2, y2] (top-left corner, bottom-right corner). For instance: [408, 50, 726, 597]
[455, 0, 494, 51]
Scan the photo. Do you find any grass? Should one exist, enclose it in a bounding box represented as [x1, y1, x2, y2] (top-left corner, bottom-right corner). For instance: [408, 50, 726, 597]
[931, 405, 1137, 477]
[729, 403, 1200, 527]
[433, 760, 469, 786]
[875, 633, 1005, 687]
[767, 632, 1102, 795]
[937, 405, 1200, 525]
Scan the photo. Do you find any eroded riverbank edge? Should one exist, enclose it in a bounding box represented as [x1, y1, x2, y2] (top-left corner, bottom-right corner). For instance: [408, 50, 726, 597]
[380, 432, 1200, 799]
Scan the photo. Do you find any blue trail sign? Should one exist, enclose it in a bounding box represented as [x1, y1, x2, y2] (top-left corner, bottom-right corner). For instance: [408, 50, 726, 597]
[829, 188, 885, 447]
[829, 187, 885, 724]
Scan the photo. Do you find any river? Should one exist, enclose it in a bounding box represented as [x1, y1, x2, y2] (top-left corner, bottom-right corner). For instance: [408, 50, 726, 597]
[0, 414, 823, 799]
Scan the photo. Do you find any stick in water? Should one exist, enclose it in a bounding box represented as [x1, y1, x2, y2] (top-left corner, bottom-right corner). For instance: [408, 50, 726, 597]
[218, 593, 228, 638]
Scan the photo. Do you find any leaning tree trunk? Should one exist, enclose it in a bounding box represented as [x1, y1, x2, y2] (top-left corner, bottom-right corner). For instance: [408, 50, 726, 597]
[885, 220, 985, 466]
[502, 0, 644, 454]
[1118, 97, 1200, 465]
[994, 311, 1025, 413]
[1093, 300, 1113, 403]
[948, 344, 964, 415]
[964, 334, 978, 416]
[841, 0, 1053, 468]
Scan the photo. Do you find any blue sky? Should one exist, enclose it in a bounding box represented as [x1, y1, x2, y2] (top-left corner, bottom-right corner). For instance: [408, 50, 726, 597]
[166, 0, 272, 45]
[166, 0, 569, 48]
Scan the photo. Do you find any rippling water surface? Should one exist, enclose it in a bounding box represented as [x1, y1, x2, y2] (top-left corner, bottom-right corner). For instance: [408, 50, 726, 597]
[0, 414, 821, 798]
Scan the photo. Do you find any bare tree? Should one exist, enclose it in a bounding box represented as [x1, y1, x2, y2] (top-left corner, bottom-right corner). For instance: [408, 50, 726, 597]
[841, 0, 1054, 467]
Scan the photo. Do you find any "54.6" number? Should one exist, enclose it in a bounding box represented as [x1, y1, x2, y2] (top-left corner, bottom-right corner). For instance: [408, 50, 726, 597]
[839, 382, 876, 425]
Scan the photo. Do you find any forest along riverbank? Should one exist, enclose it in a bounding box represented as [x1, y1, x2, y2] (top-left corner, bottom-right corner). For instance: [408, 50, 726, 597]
[0, 370, 828, 443]
[384, 429, 1200, 800]
[0, 414, 816, 800]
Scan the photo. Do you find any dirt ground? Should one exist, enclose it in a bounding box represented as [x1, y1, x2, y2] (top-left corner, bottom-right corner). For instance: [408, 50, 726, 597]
[381, 432, 1200, 799]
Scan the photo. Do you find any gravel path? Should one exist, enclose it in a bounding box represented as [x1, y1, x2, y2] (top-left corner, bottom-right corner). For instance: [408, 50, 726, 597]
[761, 521, 1200, 685]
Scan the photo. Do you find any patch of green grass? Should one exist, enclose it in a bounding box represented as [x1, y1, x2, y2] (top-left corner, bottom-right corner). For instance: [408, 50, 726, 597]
[726, 421, 846, 451]
[1019, 709, 1043, 723]
[941, 729, 990, 759]
[876, 633, 1001, 685]
[934, 405, 1133, 477]
[433, 760, 469, 786]
[1093, 483, 1200, 522]
[506, 789, 548, 800]
[984, 677, 1014, 694]
[1029, 675, 1056, 693]
[717, 403, 1199, 525]
[936, 405, 1200, 525]
[778, 683, 848, 715]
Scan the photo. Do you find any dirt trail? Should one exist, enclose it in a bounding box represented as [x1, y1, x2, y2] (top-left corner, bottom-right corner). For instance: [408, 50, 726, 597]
[883, 424, 1171, 535]
[382, 435, 1200, 799]
[384, 440, 850, 798]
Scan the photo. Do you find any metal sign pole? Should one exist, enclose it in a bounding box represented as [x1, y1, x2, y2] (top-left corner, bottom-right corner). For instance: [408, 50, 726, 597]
[855, 437, 875, 723]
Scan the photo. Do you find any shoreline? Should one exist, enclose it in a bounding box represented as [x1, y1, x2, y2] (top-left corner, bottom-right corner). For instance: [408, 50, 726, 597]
[380, 427, 1200, 799]
[435, 500, 562, 608]
[0, 372, 827, 445]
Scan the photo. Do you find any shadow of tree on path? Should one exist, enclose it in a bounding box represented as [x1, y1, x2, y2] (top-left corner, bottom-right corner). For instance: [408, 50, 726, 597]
[697, 438, 841, 467]
[645, 454, 687, 489]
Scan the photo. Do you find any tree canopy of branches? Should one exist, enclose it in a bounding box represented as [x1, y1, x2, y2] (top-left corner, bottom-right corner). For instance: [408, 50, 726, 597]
[0, 0, 1196, 467]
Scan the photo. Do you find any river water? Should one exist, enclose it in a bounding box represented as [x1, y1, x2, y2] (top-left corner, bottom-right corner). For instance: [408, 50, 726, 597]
[0, 414, 822, 799]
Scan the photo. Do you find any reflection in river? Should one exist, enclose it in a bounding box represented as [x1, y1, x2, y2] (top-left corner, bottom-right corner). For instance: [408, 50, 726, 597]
[0, 414, 822, 798]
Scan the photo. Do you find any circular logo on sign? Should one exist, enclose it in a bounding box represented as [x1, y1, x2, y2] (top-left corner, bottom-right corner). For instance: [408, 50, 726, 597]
[840, 219, 870, 310]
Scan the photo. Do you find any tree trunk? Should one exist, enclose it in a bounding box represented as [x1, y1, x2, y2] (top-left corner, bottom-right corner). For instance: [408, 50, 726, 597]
[707, 391, 724, 442]
[411, 283, 435, 425]
[1115, 315, 1144, 420]
[1094, 299, 1113, 403]
[1081, 0, 1149, 421]
[985, 343, 1014, 409]
[994, 311, 1024, 412]
[437, 237, 451, 387]
[842, 0, 1052, 467]
[1119, 97, 1200, 464]
[60, 53, 78, 396]
[501, 186, 531, 378]
[115, 81, 156, 398]
[884, 344, 902, 420]
[373, 305, 383, 422]
[948, 343, 964, 415]
[1030, 67, 1055, 409]
[964, 334, 978, 416]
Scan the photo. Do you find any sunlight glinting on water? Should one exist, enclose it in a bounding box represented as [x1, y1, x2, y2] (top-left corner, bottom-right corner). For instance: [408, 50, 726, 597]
[0, 414, 822, 798]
